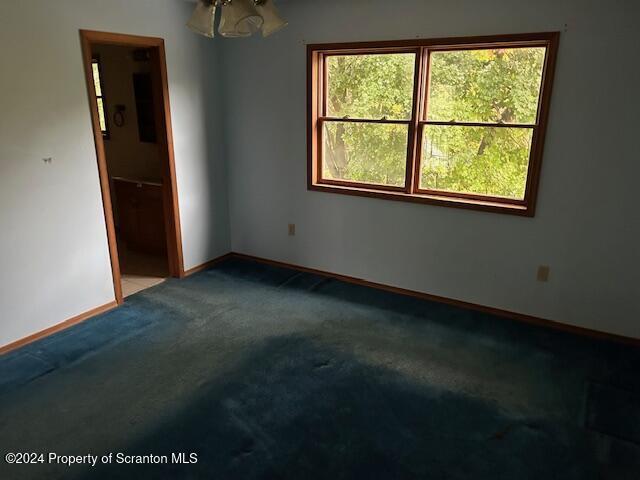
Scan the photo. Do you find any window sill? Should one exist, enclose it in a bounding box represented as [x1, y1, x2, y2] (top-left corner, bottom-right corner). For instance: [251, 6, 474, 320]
[308, 182, 533, 216]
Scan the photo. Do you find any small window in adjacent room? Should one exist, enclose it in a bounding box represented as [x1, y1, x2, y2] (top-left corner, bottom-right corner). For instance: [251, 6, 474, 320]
[307, 33, 559, 216]
[91, 56, 109, 138]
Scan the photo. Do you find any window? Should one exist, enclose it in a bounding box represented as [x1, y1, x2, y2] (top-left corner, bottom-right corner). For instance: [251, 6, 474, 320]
[307, 33, 559, 215]
[91, 56, 109, 138]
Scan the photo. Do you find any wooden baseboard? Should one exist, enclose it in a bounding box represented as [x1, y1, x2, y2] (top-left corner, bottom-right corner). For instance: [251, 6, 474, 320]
[3, 251, 636, 357]
[183, 253, 234, 277]
[0, 301, 118, 356]
[1, 252, 234, 356]
[229, 252, 640, 347]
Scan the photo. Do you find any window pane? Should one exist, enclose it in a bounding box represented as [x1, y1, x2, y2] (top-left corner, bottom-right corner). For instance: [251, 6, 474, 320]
[92, 62, 102, 97]
[323, 121, 408, 187]
[326, 53, 415, 120]
[97, 98, 107, 132]
[420, 125, 533, 199]
[427, 47, 546, 124]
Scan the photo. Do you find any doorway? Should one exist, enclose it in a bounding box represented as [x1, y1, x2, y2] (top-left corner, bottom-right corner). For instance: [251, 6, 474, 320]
[80, 30, 184, 304]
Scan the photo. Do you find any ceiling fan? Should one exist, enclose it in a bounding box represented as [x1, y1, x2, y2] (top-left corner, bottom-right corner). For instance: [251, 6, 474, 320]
[187, 0, 287, 38]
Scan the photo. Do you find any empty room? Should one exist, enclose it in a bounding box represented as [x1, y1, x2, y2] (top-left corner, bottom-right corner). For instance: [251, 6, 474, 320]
[0, 0, 638, 479]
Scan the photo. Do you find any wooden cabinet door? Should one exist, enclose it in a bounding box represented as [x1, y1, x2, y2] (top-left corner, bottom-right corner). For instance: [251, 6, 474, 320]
[113, 178, 167, 254]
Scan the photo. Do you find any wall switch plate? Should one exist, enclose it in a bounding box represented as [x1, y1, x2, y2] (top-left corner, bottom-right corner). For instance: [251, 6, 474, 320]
[288, 224, 296, 236]
[537, 265, 550, 282]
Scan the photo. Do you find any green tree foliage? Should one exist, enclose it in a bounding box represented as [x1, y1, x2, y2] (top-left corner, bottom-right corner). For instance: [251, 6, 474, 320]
[324, 48, 546, 198]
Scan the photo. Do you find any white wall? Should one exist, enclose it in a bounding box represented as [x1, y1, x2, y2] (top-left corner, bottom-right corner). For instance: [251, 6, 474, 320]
[222, 0, 640, 338]
[0, 0, 229, 347]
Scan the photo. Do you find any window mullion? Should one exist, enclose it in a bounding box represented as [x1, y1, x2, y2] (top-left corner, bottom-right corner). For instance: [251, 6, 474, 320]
[422, 120, 537, 129]
[319, 117, 410, 125]
[404, 48, 425, 193]
[407, 47, 430, 193]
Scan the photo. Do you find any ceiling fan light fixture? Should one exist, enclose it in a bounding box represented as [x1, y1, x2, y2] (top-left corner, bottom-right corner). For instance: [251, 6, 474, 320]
[186, 0, 287, 39]
[186, 0, 217, 38]
[254, 0, 288, 37]
[218, 0, 264, 38]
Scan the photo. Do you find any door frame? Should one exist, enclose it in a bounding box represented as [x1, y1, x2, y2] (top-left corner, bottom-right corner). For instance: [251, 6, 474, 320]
[80, 30, 184, 304]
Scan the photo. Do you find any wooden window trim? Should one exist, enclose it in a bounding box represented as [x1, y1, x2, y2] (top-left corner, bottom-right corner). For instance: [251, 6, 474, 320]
[307, 32, 560, 216]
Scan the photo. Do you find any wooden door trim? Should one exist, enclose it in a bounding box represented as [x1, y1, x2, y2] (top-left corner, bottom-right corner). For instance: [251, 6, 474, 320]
[80, 30, 185, 305]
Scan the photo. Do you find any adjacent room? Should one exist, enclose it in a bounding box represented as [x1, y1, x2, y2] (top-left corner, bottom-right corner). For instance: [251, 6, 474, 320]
[91, 43, 175, 297]
[0, 0, 638, 479]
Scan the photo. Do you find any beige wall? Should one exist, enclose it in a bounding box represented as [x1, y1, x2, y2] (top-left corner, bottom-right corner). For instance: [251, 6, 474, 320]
[94, 44, 162, 182]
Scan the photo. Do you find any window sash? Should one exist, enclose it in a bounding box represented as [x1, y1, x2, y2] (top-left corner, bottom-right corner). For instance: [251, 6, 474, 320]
[414, 123, 536, 204]
[309, 33, 558, 215]
[318, 118, 412, 191]
[319, 49, 422, 192]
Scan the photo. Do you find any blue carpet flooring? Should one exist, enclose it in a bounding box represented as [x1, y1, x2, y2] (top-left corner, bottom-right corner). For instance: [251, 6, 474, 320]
[1, 257, 639, 479]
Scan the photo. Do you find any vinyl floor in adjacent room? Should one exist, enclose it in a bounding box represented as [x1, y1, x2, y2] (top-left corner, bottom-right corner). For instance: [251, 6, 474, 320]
[1, 257, 639, 479]
[117, 242, 169, 298]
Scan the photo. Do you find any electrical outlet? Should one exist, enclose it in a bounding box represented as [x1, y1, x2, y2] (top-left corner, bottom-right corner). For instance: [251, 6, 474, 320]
[537, 265, 550, 282]
[288, 224, 296, 236]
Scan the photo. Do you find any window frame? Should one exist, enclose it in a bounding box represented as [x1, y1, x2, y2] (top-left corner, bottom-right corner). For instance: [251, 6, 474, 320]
[307, 32, 560, 216]
[91, 55, 110, 139]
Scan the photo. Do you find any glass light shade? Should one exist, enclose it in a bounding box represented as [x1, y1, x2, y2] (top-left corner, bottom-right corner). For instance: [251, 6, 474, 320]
[255, 0, 288, 37]
[187, 1, 216, 38]
[219, 0, 264, 38]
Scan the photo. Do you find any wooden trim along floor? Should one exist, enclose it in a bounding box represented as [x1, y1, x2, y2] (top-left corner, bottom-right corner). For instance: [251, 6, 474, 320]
[2, 251, 637, 356]
[0, 253, 232, 356]
[183, 253, 234, 277]
[230, 252, 640, 348]
[0, 301, 118, 356]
